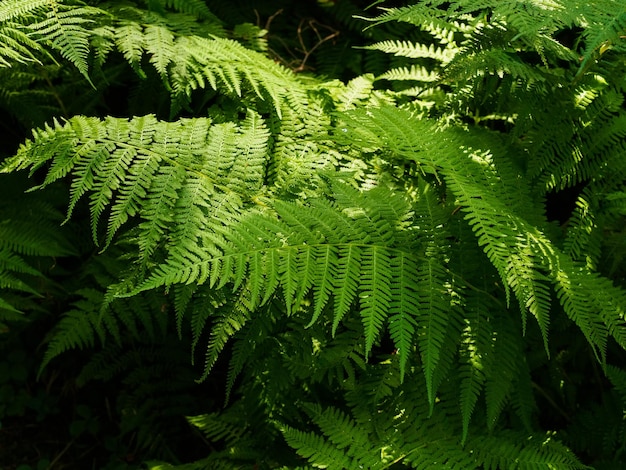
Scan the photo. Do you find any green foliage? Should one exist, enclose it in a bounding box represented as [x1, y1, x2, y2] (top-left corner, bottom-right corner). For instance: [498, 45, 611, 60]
[2, 0, 626, 468]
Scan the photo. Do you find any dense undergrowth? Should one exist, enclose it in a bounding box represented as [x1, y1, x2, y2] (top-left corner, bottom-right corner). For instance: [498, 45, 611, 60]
[2, 0, 626, 468]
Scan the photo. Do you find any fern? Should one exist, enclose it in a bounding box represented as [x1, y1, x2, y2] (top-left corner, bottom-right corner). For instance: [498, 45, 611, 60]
[4, 0, 626, 468]
[283, 371, 588, 469]
[29, 2, 101, 82]
[2, 112, 269, 256]
[337, 104, 626, 358]
[0, 176, 75, 326]
[0, 0, 51, 67]
[363, 38, 457, 63]
[281, 404, 387, 470]
[132, 181, 425, 378]
[0, 0, 105, 81]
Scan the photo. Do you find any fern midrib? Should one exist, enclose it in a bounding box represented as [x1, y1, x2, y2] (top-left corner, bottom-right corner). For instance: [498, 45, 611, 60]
[128, 240, 425, 294]
[78, 135, 268, 202]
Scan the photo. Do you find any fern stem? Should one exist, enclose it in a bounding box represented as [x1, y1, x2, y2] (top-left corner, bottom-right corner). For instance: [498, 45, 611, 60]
[531, 381, 571, 424]
[47, 436, 78, 469]
[449, 270, 506, 310]
[42, 69, 68, 117]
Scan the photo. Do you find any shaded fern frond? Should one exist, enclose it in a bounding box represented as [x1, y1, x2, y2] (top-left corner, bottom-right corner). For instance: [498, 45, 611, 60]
[0, 176, 76, 320]
[103, 8, 305, 117]
[281, 404, 387, 470]
[38, 288, 104, 372]
[468, 430, 589, 470]
[39, 285, 170, 373]
[282, 372, 587, 470]
[578, 5, 626, 75]
[159, 0, 221, 22]
[169, 36, 308, 117]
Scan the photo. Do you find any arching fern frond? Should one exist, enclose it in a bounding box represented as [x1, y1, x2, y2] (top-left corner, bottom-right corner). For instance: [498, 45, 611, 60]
[468, 430, 589, 470]
[282, 371, 587, 470]
[577, 4, 626, 76]
[132, 180, 426, 376]
[97, 4, 305, 117]
[168, 35, 308, 117]
[0, 176, 76, 323]
[281, 404, 388, 470]
[1, 111, 270, 262]
[3, 0, 105, 81]
[39, 282, 171, 374]
[0, 23, 42, 67]
[28, 2, 102, 82]
[361, 3, 464, 43]
[337, 104, 626, 362]
[0, 0, 50, 21]
[377, 64, 439, 83]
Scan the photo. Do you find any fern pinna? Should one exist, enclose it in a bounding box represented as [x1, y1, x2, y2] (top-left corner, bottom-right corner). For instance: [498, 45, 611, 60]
[3, 0, 626, 468]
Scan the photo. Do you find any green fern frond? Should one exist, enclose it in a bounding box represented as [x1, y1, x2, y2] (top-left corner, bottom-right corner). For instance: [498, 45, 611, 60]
[484, 314, 526, 431]
[281, 405, 385, 470]
[387, 254, 418, 381]
[578, 6, 626, 76]
[4, 3, 626, 468]
[0, 249, 41, 294]
[444, 48, 550, 85]
[144, 23, 176, 77]
[361, 4, 463, 43]
[359, 246, 392, 354]
[224, 306, 278, 401]
[0, 0, 50, 22]
[334, 74, 375, 111]
[114, 20, 144, 72]
[563, 189, 603, 269]
[93, 8, 297, 116]
[338, 104, 626, 363]
[131, 180, 427, 374]
[605, 364, 626, 405]
[28, 2, 103, 82]
[0, 202, 73, 257]
[468, 430, 590, 470]
[199, 300, 250, 381]
[187, 411, 248, 448]
[363, 39, 456, 63]
[37, 266, 171, 373]
[457, 307, 489, 445]
[527, 82, 626, 195]
[2, 113, 270, 265]
[411, 182, 459, 406]
[170, 36, 308, 117]
[38, 288, 104, 373]
[0, 177, 76, 318]
[161, 0, 220, 22]
[185, 289, 224, 363]
[310, 321, 366, 388]
[0, 0, 63, 68]
[285, 366, 585, 469]
[0, 24, 42, 66]
[377, 64, 439, 82]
